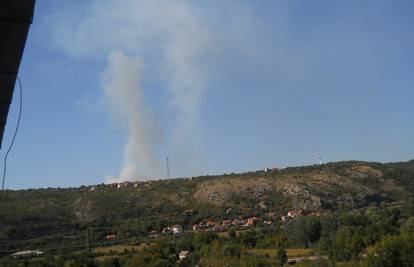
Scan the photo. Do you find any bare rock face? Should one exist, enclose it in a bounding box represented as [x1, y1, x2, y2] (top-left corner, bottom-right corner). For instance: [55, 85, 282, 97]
[192, 162, 397, 211]
[273, 178, 322, 210]
[273, 167, 390, 210]
[193, 178, 275, 205]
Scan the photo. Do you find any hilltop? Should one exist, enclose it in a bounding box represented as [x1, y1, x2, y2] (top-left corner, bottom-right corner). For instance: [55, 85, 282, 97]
[0, 160, 413, 255]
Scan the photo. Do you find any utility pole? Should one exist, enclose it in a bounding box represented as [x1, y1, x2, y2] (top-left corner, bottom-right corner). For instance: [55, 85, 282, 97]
[166, 157, 170, 179]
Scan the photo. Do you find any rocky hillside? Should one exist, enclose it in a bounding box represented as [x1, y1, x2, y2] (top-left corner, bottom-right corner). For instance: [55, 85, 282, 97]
[0, 160, 413, 252]
[193, 160, 413, 210]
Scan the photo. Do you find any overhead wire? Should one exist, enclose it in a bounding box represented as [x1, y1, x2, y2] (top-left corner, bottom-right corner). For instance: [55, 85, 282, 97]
[1, 76, 23, 196]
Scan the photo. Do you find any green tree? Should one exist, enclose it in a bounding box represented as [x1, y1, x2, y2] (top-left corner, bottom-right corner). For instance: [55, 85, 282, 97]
[275, 248, 287, 266]
[228, 230, 237, 241]
[365, 235, 404, 267]
[241, 231, 257, 248]
[287, 217, 321, 247]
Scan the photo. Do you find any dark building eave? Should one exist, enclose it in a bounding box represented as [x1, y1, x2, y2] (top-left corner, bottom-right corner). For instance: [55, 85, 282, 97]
[0, 0, 35, 148]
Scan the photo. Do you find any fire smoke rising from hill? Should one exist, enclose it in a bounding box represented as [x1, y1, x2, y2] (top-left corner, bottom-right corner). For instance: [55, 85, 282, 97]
[49, 0, 257, 181]
[49, 1, 215, 182]
[102, 51, 162, 182]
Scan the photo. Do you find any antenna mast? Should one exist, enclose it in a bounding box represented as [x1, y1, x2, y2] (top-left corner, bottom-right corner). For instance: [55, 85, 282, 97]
[317, 149, 322, 165]
[166, 157, 170, 179]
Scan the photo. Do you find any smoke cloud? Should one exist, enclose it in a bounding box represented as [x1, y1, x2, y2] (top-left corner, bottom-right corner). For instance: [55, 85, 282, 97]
[101, 51, 162, 182]
[48, 0, 267, 181]
[48, 0, 223, 181]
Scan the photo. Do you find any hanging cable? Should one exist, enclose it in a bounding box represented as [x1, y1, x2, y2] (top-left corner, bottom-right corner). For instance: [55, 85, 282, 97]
[1, 76, 23, 196]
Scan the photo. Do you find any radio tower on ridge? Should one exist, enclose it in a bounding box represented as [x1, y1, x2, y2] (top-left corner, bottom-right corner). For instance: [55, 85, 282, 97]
[166, 157, 170, 179]
[317, 149, 322, 165]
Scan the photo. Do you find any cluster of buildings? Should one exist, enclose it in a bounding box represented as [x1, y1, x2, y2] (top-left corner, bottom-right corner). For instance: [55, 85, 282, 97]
[280, 210, 321, 222]
[89, 181, 155, 191]
[100, 208, 323, 244]
[162, 225, 183, 235]
[264, 167, 279, 173]
[148, 216, 268, 238]
[147, 225, 184, 238]
[108, 182, 144, 189]
[146, 208, 323, 238]
[100, 207, 322, 242]
[191, 216, 275, 233]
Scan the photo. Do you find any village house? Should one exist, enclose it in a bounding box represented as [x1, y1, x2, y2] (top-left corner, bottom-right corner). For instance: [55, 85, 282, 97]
[192, 222, 209, 231]
[179, 251, 190, 261]
[171, 225, 183, 235]
[11, 250, 44, 259]
[193, 220, 227, 232]
[106, 234, 117, 241]
[309, 210, 321, 217]
[247, 217, 261, 226]
[232, 219, 243, 227]
[199, 223, 209, 230]
[287, 210, 303, 218]
[207, 221, 216, 227]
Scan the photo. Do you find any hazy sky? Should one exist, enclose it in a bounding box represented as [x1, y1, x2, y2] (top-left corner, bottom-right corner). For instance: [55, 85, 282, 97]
[3, 0, 414, 189]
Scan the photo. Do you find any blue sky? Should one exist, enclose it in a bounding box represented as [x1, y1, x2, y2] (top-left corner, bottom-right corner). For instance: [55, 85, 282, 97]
[3, 0, 414, 189]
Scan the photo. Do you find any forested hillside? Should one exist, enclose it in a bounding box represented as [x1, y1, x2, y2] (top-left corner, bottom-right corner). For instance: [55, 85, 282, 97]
[0, 160, 413, 266]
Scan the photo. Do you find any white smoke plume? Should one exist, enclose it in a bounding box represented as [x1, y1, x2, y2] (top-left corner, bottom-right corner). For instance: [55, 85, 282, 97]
[48, 0, 255, 181]
[102, 51, 162, 182]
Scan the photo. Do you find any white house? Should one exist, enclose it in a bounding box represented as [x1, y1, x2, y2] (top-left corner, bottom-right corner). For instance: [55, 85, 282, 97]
[287, 210, 303, 218]
[171, 225, 182, 235]
[179, 251, 190, 261]
[11, 250, 44, 258]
